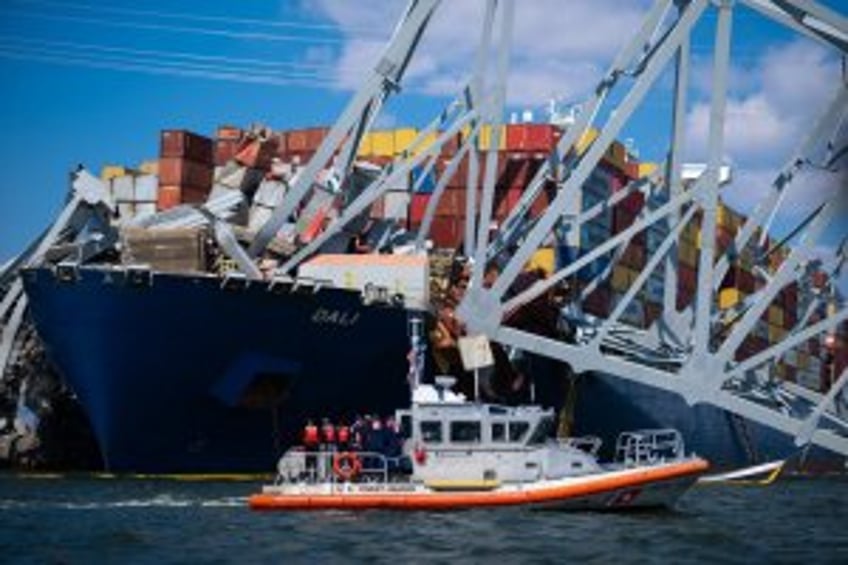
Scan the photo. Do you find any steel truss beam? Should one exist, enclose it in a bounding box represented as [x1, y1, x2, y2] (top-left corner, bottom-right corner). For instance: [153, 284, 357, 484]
[452, 0, 848, 458]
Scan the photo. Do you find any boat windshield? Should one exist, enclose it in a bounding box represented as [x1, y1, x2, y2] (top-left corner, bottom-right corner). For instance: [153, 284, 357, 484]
[526, 416, 555, 446]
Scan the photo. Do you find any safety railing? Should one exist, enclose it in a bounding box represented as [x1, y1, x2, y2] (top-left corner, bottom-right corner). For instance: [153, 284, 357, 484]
[275, 449, 408, 485]
[614, 429, 684, 467]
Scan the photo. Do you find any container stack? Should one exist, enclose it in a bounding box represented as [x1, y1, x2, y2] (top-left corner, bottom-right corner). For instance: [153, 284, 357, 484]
[158, 130, 214, 211]
[100, 166, 159, 223]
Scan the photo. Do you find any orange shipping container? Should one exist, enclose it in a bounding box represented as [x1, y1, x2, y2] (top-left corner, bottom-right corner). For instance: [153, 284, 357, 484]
[158, 158, 213, 188]
[160, 130, 213, 163]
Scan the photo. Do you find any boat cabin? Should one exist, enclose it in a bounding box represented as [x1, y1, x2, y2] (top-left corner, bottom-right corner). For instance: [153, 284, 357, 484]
[396, 377, 602, 484]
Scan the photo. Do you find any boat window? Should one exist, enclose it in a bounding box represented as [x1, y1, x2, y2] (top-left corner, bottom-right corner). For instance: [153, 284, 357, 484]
[450, 421, 481, 443]
[488, 406, 508, 415]
[400, 414, 412, 439]
[508, 421, 530, 443]
[421, 421, 442, 443]
[527, 416, 555, 445]
[491, 422, 506, 442]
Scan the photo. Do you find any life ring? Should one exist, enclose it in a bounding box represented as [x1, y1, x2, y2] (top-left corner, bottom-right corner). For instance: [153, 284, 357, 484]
[332, 451, 362, 481]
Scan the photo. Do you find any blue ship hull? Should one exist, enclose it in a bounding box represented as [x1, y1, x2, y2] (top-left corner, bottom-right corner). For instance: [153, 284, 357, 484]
[571, 372, 845, 472]
[22, 267, 415, 473]
[21, 267, 845, 473]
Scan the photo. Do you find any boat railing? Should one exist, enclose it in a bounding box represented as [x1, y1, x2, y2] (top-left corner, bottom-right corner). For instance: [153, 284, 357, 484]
[275, 448, 404, 485]
[557, 435, 603, 457]
[614, 429, 684, 467]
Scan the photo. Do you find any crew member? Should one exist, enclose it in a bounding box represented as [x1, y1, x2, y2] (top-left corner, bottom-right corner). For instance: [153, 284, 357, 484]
[337, 420, 351, 450]
[302, 419, 319, 478]
[321, 417, 336, 450]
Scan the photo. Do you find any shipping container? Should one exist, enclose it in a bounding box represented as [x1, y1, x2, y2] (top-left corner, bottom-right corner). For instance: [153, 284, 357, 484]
[393, 128, 418, 155]
[409, 194, 431, 224]
[101, 165, 127, 181]
[215, 139, 239, 166]
[526, 248, 556, 277]
[216, 125, 243, 141]
[505, 124, 560, 153]
[158, 158, 213, 189]
[583, 284, 610, 317]
[134, 175, 158, 202]
[121, 227, 207, 273]
[428, 216, 465, 249]
[383, 191, 411, 221]
[287, 127, 328, 153]
[112, 175, 135, 201]
[718, 287, 741, 310]
[160, 130, 213, 163]
[370, 130, 395, 156]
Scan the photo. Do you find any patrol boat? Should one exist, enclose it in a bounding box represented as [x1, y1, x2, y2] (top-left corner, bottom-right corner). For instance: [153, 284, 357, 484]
[248, 377, 709, 511]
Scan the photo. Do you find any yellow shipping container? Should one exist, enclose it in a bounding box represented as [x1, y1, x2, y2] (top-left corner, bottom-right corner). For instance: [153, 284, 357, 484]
[411, 131, 439, 156]
[357, 133, 374, 156]
[612, 265, 637, 293]
[768, 324, 787, 343]
[526, 248, 556, 277]
[679, 241, 698, 266]
[718, 288, 741, 310]
[638, 162, 659, 178]
[393, 128, 418, 155]
[479, 125, 506, 151]
[371, 130, 395, 156]
[138, 160, 159, 175]
[768, 304, 785, 327]
[575, 128, 598, 155]
[101, 165, 127, 181]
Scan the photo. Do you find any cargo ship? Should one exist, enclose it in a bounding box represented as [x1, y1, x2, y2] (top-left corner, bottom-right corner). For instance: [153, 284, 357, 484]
[11, 119, 846, 473]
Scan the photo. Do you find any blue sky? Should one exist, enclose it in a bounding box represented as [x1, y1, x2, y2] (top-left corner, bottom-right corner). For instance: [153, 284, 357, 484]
[1, 0, 845, 283]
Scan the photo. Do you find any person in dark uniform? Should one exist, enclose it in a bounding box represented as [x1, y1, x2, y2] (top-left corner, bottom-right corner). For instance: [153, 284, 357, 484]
[302, 419, 319, 479]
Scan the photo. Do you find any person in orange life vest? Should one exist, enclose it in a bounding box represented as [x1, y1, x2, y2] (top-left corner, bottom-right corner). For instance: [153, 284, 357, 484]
[302, 419, 319, 478]
[321, 417, 336, 450]
[302, 419, 319, 450]
[337, 420, 351, 450]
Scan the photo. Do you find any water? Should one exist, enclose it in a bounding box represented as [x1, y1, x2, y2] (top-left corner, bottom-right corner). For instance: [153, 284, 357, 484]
[0, 475, 846, 564]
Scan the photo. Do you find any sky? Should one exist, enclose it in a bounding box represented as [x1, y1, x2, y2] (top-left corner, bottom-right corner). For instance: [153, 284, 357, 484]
[0, 0, 846, 288]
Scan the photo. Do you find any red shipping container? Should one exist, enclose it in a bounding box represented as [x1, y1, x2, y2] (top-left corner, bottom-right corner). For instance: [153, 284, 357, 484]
[505, 124, 560, 153]
[157, 185, 181, 211]
[234, 137, 279, 169]
[678, 264, 697, 292]
[613, 206, 638, 233]
[645, 302, 662, 327]
[583, 284, 610, 318]
[215, 139, 238, 166]
[160, 130, 213, 163]
[288, 127, 329, 153]
[409, 194, 431, 224]
[216, 125, 243, 141]
[430, 216, 464, 248]
[620, 191, 645, 215]
[158, 158, 213, 189]
[157, 185, 212, 211]
[435, 188, 467, 217]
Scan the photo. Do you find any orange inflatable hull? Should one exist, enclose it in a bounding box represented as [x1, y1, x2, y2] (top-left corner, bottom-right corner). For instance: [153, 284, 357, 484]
[249, 458, 708, 511]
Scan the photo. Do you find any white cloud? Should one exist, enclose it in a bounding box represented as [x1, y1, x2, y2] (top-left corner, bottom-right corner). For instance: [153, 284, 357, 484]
[306, 0, 652, 106]
[685, 40, 841, 165]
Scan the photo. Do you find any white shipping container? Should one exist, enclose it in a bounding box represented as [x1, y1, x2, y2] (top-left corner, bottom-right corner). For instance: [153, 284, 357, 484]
[383, 191, 410, 221]
[135, 174, 159, 201]
[112, 175, 135, 201]
[299, 253, 429, 309]
[254, 179, 286, 208]
[134, 202, 157, 219]
[248, 203, 273, 234]
[117, 202, 135, 221]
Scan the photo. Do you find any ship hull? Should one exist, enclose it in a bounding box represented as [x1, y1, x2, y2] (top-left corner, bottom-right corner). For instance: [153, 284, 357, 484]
[571, 372, 846, 473]
[22, 267, 415, 473]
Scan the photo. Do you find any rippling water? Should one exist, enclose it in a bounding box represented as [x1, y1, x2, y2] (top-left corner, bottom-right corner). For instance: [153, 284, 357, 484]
[1, 475, 846, 564]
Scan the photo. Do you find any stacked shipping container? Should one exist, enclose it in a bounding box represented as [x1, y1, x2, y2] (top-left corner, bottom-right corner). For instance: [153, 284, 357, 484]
[158, 130, 214, 211]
